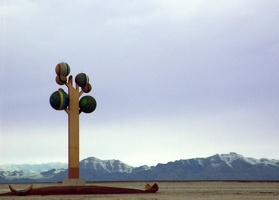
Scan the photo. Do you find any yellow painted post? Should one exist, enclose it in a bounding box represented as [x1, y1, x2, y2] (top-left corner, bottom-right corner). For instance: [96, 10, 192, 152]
[50, 62, 96, 185]
[65, 76, 83, 179]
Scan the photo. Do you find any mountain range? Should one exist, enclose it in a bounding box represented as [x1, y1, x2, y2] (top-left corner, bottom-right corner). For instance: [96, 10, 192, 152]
[1, 152, 279, 182]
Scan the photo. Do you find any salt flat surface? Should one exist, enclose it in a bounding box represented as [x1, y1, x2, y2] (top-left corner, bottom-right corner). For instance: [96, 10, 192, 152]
[1, 181, 279, 200]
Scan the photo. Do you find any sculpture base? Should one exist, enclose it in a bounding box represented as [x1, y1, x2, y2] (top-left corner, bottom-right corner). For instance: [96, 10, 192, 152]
[62, 179, 86, 186]
[1, 183, 159, 196]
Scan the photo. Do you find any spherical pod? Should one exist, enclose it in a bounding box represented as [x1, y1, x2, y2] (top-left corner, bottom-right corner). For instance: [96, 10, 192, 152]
[79, 95, 97, 113]
[55, 75, 67, 85]
[82, 83, 92, 93]
[55, 62, 71, 76]
[75, 73, 89, 87]
[50, 89, 69, 110]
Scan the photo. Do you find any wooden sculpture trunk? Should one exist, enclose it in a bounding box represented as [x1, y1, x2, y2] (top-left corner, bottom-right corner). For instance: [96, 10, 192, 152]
[65, 76, 83, 179]
[51, 63, 96, 184]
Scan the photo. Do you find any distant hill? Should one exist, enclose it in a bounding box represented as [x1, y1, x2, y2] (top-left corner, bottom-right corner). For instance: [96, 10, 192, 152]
[1, 152, 279, 182]
[0, 162, 67, 173]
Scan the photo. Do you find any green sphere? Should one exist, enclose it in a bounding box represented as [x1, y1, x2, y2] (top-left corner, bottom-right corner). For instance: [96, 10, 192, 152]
[50, 89, 69, 110]
[79, 95, 97, 113]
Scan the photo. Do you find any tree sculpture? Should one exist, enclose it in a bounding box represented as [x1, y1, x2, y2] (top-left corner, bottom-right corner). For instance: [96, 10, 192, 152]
[0, 62, 160, 194]
[49, 62, 97, 181]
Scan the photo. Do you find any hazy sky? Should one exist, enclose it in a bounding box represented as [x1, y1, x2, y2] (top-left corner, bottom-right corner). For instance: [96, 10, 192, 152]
[1, 0, 279, 167]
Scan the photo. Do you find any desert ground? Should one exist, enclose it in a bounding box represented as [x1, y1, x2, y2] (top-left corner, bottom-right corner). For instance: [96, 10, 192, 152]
[0, 181, 279, 200]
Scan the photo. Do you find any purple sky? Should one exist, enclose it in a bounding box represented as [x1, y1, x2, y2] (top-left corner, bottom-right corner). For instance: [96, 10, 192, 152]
[1, 0, 279, 167]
